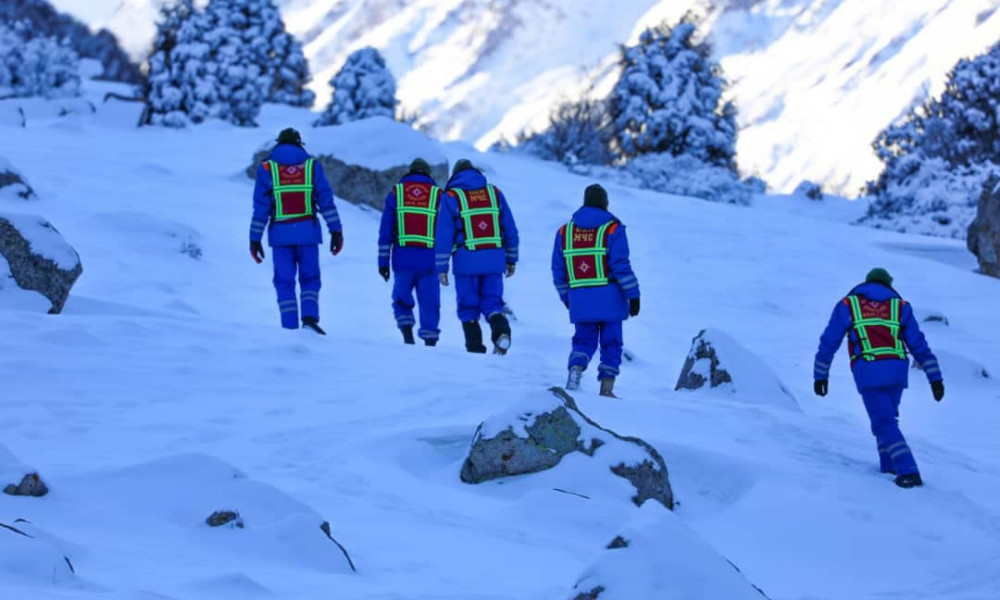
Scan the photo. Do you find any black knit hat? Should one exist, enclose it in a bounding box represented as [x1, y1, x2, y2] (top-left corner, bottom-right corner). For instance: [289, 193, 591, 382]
[866, 268, 894, 287]
[452, 159, 476, 176]
[409, 158, 432, 176]
[583, 184, 609, 210]
[276, 128, 303, 147]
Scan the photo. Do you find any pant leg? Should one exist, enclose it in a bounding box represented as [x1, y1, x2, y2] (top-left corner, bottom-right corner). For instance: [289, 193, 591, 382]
[479, 273, 505, 320]
[392, 270, 418, 328]
[455, 275, 481, 322]
[862, 387, 919, 475]
[297, 244, 322, 321]
[569, 323, 600, 371]
[415, 269, 441, 340]
[596, 320, 624, 381]
[271, 245, 299, 329]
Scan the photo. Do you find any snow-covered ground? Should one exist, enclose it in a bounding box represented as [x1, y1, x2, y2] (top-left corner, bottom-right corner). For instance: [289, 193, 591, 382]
[1, 100, 999, 599]
[51, 0, 1000, 194]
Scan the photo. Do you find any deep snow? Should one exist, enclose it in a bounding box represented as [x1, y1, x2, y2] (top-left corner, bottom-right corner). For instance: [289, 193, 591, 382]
[0, 98, 999, 599]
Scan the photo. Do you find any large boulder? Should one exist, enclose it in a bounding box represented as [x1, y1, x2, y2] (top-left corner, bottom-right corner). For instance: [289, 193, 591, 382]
[247, 117, 449, 211]
[968, 174, 1000, 278]
[0, 157, 34, 200]
[0, 213, 83, 313]
[460, 387, 673, 509]
[675, 329, 800, 411]
[567, 507, 770, 600]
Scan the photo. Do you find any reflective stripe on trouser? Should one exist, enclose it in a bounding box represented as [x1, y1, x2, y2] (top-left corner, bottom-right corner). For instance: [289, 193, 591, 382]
[272, 244, 321, 329]
[861, 387, 918, 476]
[392, 268, 441, 339]
[568, 321, 624, 381]
[454, 273, 503, 323]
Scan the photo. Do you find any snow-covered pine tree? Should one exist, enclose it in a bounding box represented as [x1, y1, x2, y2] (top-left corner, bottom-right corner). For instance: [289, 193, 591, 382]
[144, 0, 220, 127]
[0, 20, 80, 99]
[608, 16, 737, 170]
[314, 46, 396, 127]
[238, 0, 314, 107]
[516, 98, 613, 166]
[865, 41, 1000, 238]
[204, 0, 266, 127]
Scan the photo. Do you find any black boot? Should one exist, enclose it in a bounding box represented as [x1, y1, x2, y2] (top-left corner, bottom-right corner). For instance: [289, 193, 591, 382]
[488, 313, 511, 355]
[894, 473, 923, 488]
[302, 317, 326, 336]
[424, 338, 438, 347]
[462, 321, 487, 354]
[401, 326, 415, 345]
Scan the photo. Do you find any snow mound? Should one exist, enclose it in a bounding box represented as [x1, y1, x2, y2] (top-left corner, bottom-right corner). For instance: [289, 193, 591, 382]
[63, 453, 356, 575]
[87, 212, 203, 260]
[675, 329, 800, 411]
[301, 117, 446, 173]
[567, 505, 769, 600]
[462, 388, 673, 509]
[0, 97, 95, 125]
[0, 156, 34, 200]
[913, 349, 993, 383]
[0, 441, 30, 487]
[0, 520, 76, 586]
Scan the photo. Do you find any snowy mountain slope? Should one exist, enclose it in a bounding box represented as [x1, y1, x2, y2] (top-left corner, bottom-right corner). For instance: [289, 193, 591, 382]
[1, 99, 999, 598]
[51, 0, 1000, 194]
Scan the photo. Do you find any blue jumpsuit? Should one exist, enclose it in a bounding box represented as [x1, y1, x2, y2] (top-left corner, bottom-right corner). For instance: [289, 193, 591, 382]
[250, 144, 341, 329]
[435, 169, 519, 323]
[378, 173, 441, 341]
[551, 206, 640, 381]
[814, 282, 943, 476]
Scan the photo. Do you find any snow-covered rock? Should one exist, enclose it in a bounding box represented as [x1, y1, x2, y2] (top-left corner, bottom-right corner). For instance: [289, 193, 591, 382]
[0, 213, 82, 314]
[247, 117, 449, 210]
[3, 473, 48, 497]
[0, 157, 34, 200]
[968, 175, 1000, 278]
[461, 387, 673, 509]
[0, 520, 76, 585]
[675, 329, 799, 411]
[566, 506, 769, 600]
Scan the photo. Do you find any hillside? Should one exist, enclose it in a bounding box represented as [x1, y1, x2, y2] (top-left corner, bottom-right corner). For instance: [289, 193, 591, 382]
[51, 0, 1000, 193]
[1, 90, 999, 598]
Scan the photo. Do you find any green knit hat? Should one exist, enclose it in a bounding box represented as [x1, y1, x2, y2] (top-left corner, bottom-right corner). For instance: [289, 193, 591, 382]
[866, 268, 894, 287]
[452, 159, 475, 176]
[276, 128, 303, 147]
[408, 158, 432, 177]
[583, 184, 609, 210]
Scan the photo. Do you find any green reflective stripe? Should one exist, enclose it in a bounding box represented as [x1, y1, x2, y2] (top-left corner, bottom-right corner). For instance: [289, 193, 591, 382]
[455, 186, 502, 250]
[564, 220, 613, 288]
[270, 158, 315, 221]
[847, 295, 906, 362]
[396, 184, 439, 247]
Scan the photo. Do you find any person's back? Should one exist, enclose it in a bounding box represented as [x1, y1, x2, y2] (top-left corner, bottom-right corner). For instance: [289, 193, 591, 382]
[813, 268, 944, 488]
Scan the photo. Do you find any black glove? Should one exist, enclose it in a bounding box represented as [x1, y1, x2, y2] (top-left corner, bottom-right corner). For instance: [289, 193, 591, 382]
[814, 379, 828, 397]
[379, 266, 390, 282]
[931, 380, 945, 402]
[250, 240, 265, 264]
[629, 297, 641, 317]
[330, 231, 343, 256]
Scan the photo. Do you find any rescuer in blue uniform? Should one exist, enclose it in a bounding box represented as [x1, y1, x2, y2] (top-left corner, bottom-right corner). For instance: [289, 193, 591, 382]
[250, 128, 343, 334]
[436, 159, 519, 354]
[552, 184, 640, 398]
[378, 158, 442, 345]
[814, 268, 945, 488]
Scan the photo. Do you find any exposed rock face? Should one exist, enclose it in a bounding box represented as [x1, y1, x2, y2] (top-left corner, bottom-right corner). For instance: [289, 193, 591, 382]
[205, 510, 243, 528]
[968, 175, 1000, 278]
[0, 158, 34, 199]
[675, 329, 800, 411]
[3, 473, 48, 497]
[460, 387, 673, 509]
[0, 213, 83, 313]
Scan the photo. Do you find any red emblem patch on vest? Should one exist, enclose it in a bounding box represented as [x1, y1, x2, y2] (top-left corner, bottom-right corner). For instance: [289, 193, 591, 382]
[402, 182, 433, 208]
[858, 298, 892, 320]
[278, 163, 308, 186]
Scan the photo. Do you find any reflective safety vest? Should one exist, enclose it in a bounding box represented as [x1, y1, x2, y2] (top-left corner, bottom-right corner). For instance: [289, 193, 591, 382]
[395, 182, 440, 248]
[845, 294, 907, 364]
[266, 158, 315, 223]
[452, 186, 503, 250]
[562, 220, 618, 288]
